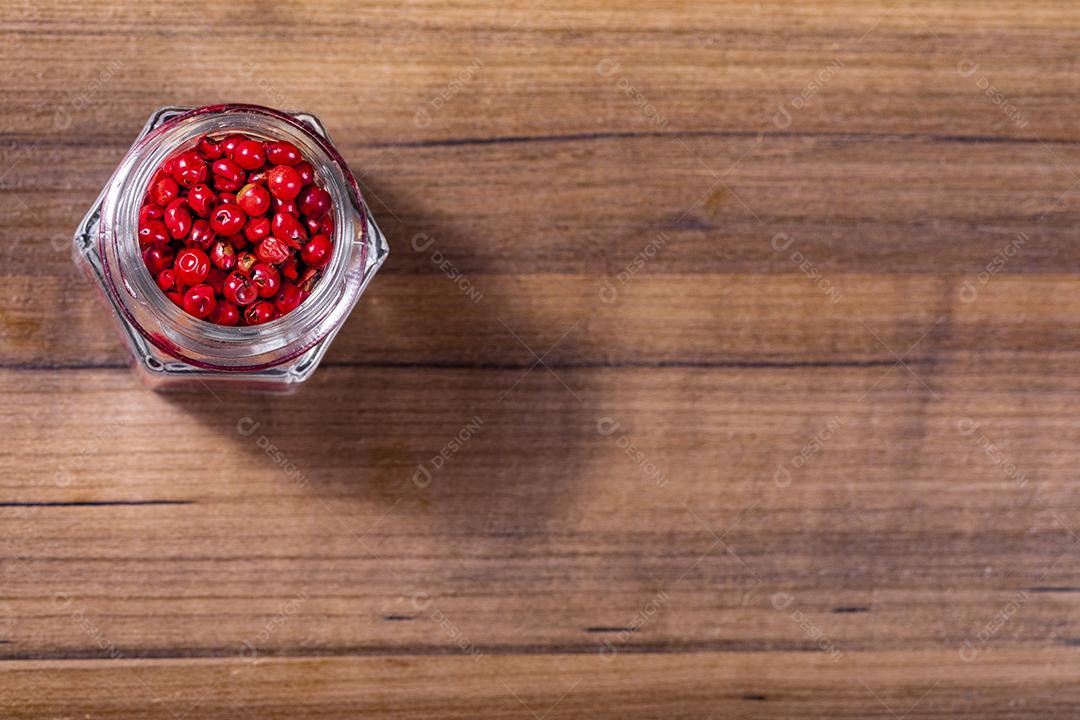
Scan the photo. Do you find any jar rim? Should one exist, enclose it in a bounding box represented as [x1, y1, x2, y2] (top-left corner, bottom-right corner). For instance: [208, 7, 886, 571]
[98, 104, 378, 371]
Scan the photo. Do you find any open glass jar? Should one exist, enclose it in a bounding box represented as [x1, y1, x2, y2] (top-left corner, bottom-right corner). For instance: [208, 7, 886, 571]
[74, 104, 388, 392]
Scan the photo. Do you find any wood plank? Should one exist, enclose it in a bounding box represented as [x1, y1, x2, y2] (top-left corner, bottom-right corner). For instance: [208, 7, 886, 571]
[5, 274, 1080, 367]
[2, 1, 1078, 143]
[3, 135, 1077, 279]
[2, 360, 1078, 659]
[3, 650, 1079, 718]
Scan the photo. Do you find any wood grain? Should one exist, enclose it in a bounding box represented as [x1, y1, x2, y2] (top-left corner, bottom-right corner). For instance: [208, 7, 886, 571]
[5, 650, 1080, 718]
[3, 0, 1080, 717]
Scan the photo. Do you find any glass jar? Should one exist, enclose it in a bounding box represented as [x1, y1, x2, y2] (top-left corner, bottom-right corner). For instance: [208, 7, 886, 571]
[73, 104, 388, 392]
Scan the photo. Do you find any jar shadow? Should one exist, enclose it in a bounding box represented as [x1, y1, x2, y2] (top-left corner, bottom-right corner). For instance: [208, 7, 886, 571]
[161, 180, 596, 549]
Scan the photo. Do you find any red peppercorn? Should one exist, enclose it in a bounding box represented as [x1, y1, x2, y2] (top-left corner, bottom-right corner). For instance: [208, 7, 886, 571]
[174, 247, 210, 286]
[301, 234, 333, 269]
[294, 161, 315, 186]
[223, 271, 257, 306]
[187, 219, 215, 250]
[156, 269, 176, 292]
[234, 140, 267, 171]
[164, 198, 192, 240]
[250, 262, 281, 298]
[256, 236, 290, 265]
[280, 255, 299, 281]
[150, 177, 179, 206]
[273, 282, 302, 314]
[197, 135, 223, 160]
[143, 245, 175, 276]
[212, 174, 243, 193]
[210, 204, 247, 236]
[244, 300, 279, 325]
[220, 134, 247, 159]
[171, 151, 208, 188]
[212, 158, 244, 182]
[210, 239, 237, 271]
[138, 219, 170, 248]
[236, 251, 258, 275]
[140, 203, 164, 225]
[217, 192, 237, 205]
[297, 266, 319, 292]
[267, 165, 302, 201]
[166, 290, 185, 307]
[237, 183, 271, 216]
[265, 141, 302, 166]
[297, 186, 331, 220]
[244, 216, 271, 243]
[318, 214, 333, 236]
[208, 300, 240, 326]
[206, 266, 228, 295]
[271, 212, 306, 249]
[270, 197, 298, 216]
[187, 183, 217, 217]
[247, 169, 268, 186]
[182, 284, 217, 319]
[267, 140, 302, 165]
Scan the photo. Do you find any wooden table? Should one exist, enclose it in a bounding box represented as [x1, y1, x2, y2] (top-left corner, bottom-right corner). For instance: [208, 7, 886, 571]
[3, 1, 1080, 716]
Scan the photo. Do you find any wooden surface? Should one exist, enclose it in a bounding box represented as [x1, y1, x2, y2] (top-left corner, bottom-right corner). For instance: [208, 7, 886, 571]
[3, 0, 1080, 717]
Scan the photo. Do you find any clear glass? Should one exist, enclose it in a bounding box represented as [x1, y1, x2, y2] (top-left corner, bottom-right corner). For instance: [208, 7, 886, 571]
[73, 104, 388, 392]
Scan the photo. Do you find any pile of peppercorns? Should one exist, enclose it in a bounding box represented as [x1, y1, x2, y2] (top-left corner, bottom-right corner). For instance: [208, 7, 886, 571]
[139, 133, 335, 325]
